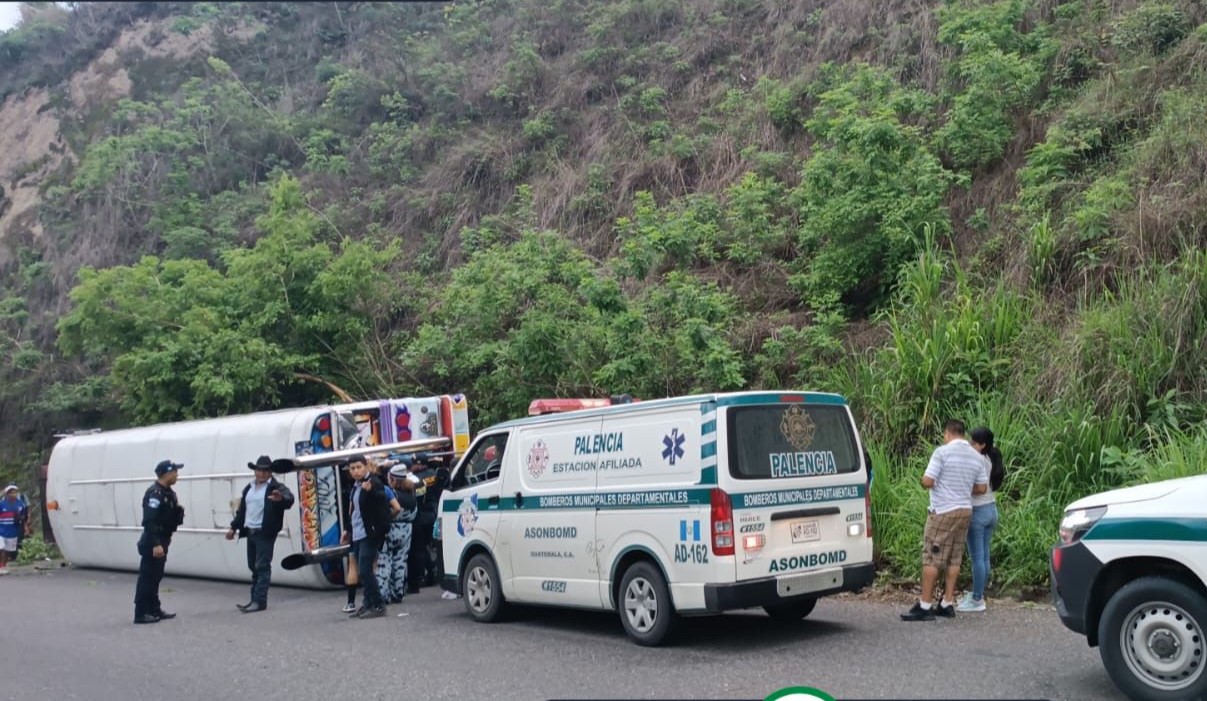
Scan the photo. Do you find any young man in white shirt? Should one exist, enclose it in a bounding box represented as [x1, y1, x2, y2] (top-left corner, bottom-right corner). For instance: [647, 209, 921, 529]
[901, 420, 988, 621]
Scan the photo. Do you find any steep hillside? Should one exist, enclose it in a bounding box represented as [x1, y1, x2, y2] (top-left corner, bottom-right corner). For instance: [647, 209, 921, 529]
[1, 0, 1205, 588]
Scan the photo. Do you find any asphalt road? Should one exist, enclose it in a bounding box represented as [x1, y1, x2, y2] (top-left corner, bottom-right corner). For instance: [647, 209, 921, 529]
[0, 565, 1125, 701]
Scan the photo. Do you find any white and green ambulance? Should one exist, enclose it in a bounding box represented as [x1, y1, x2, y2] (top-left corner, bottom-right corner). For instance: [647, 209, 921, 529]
[1051, 475, 1207, 701]
[438, 391, 875, 646]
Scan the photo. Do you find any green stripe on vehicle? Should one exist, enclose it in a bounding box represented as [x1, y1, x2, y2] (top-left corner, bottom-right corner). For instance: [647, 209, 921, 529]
[443, 483, 866, 513]
[1083, 517, 1207, 542]
[443, 488, 714, 512]
[732, 483, 865, 510]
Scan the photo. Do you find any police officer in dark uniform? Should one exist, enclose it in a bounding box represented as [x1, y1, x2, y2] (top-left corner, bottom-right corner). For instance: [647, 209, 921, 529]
[407, 456, 449, 592]
[134, 459, 185, 624]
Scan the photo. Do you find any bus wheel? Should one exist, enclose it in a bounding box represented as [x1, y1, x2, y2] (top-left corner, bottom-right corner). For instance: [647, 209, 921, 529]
[464, 553, 506, 623]
[619, 561, 678, 646]
[764, 597, 818, 622]
[1098, 576, 1207, 701]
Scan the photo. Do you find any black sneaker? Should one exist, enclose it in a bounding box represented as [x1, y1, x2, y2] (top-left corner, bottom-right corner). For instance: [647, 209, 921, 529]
[900, 602, 936, 621]
[358, 606, 386, 619]
[935, 602, 956, 618]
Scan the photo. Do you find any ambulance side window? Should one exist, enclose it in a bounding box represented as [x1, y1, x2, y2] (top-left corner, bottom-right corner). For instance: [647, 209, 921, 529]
[451, 434, 510, 491]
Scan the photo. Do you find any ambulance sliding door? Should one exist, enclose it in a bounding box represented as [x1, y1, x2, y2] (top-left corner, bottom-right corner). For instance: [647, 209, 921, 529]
[503, 417, 603, 607]
[594, 405, 705, 608]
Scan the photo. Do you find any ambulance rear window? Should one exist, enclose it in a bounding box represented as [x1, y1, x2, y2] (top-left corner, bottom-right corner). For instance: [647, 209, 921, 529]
[727, 404, 860, 479]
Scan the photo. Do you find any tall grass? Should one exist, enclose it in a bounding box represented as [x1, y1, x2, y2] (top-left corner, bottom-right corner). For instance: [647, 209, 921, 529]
[852, 239, 1207, 592]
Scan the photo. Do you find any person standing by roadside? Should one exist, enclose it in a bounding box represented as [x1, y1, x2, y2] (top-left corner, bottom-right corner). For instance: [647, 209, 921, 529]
[0, 485, 26, 574]
[408, 456, 449, 592]
[341, 458, 391, 619]
[901, 420, 988, 621]
[14, 486, 31, 554]
[958, 426, 1003, 613]
[376, 465, 417, 604]
[226, 455, 295, 613]
[134, 460, 185, 624]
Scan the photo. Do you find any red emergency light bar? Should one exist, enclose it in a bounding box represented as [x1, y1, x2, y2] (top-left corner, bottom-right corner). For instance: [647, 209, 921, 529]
[528, 395, 639, 416]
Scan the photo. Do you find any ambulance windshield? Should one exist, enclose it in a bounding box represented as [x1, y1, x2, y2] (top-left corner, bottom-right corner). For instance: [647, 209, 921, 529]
[727, 404, 860, 479]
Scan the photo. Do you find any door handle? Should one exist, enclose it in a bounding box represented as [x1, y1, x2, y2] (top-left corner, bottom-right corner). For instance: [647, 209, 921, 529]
[488, 495, 499, 507]
[514, 492, 524, 508]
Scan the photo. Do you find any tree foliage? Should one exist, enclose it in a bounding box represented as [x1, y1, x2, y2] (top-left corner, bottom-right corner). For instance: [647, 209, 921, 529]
[400, 230, 746, 425]
[4, 0, 1207, 591]
[56, 176, 399, 422]
[794, 63, 954, 313]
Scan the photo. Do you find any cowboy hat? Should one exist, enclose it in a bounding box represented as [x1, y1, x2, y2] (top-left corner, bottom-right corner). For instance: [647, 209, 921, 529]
[248, 455, 274, 470]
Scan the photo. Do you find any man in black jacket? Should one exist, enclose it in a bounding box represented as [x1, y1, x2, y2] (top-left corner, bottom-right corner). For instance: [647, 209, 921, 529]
[340, 458, 391, 619]
[134, 460, 185, 624]
[226, 455, 295, 613]
[408, 456, 450, 592]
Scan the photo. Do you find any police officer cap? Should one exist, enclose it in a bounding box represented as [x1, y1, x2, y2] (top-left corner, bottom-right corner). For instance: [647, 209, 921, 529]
[155, 459, 184, 475]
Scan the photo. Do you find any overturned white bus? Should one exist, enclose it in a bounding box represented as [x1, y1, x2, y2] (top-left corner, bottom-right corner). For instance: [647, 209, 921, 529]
[45, 395, 470, 588]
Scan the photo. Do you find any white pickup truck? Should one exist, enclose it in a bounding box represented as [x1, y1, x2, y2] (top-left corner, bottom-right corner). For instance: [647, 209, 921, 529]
[1050, 475, 1207, 701]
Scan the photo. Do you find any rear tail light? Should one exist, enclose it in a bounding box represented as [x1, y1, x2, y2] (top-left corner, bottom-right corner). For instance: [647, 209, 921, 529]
[865, 490, 873, 538]
[711, 488, 735, 556]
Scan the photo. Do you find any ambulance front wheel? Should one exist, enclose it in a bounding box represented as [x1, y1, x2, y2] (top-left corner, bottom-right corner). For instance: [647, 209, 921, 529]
[619, 561, 678, 646]
[464, 553, 507, 623]
[763, 597, 818, 622]
[1098, 575, 1207, 701]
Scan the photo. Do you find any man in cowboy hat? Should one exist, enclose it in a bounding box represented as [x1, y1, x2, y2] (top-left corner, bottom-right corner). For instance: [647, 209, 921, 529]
[226, 455, 295, 613]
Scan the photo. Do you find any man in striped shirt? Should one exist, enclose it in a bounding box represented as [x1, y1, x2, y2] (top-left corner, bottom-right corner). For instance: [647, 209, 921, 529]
[901, 420, 988, 621]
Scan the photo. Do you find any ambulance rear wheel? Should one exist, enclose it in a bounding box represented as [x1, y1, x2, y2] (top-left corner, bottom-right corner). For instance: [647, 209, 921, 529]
[764, 597, 818, 621]
[1098, 576, 1207, 701]
[619, 561, 678, 646]
[464, 553, 506, 623]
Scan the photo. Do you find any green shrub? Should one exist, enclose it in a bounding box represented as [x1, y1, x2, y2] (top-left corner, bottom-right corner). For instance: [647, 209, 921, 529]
[15, 535, 59, 565]
[934, 0, 1054, 169]
[794, 64, 953, 313]
[1110, 3, 1190, 54]
[322, 68, 389, 124]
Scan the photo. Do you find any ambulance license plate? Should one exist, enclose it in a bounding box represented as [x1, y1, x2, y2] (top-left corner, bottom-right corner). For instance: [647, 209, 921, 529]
[791, 520, 820, 543]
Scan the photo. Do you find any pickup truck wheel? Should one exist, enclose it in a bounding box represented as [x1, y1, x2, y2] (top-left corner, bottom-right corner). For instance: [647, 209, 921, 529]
[1098, 576, 1207, 701]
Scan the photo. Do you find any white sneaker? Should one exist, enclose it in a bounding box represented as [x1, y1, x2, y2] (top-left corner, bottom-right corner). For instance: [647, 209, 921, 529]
[341, 602, 356, 613]
[957, 595, 986, 612]
[0, 567, 9, 576]
[441, 591, 458, 600]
